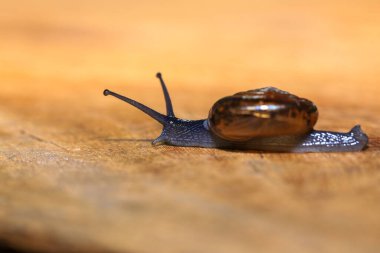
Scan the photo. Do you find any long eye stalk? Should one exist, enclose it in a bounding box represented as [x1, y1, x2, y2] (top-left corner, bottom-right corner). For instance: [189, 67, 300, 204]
[156, 72, 175, 117]
[103, 89, 167, 125]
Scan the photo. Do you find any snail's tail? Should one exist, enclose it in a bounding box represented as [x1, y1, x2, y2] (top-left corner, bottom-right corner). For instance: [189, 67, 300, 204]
[350, 125, 369, 149]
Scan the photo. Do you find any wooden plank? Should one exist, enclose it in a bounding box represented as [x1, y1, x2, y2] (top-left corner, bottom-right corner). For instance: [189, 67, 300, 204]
[0, 1, 379, 252]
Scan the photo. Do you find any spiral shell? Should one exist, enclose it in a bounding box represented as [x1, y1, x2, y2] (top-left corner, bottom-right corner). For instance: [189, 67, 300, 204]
[208, 87, 318, 141]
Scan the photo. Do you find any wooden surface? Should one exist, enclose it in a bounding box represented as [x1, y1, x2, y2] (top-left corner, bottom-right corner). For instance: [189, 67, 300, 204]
[1, 0, 380, 252]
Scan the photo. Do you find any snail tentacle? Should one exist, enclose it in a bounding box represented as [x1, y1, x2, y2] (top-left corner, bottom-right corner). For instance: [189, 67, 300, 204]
[103, 89, 167, 125]
[156, 72, 175, 117]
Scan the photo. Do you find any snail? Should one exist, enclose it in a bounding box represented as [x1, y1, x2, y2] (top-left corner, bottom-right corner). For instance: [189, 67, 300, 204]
[103, 73, 368, 152]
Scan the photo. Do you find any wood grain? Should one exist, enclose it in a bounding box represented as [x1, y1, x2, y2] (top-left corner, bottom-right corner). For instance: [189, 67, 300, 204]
[0, 0, 379, 252]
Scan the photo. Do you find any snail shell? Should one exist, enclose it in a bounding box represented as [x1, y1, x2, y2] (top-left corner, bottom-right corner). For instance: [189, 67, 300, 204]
[208, 87, 319, 141]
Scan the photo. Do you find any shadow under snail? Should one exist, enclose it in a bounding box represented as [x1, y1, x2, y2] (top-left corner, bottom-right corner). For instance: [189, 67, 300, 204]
[103, 73, 368, 153]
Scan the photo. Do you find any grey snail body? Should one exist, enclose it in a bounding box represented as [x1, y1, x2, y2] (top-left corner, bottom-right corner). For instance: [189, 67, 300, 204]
[103, 73, 368, 153]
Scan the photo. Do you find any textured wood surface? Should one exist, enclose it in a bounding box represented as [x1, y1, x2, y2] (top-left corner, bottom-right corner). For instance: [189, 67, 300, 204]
[1, 1, 380, 252]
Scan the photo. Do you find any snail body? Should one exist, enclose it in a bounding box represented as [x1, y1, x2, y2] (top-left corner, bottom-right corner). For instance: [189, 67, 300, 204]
[104, 73, 368, 153]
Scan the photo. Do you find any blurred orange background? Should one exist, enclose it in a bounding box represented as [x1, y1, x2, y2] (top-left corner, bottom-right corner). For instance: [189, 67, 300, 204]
[1, 0, 379, 103]
[1, 1, 380, 253]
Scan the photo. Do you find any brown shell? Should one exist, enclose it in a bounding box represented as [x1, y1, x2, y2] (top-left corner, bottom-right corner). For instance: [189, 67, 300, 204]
[208, 87, 318, 141]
